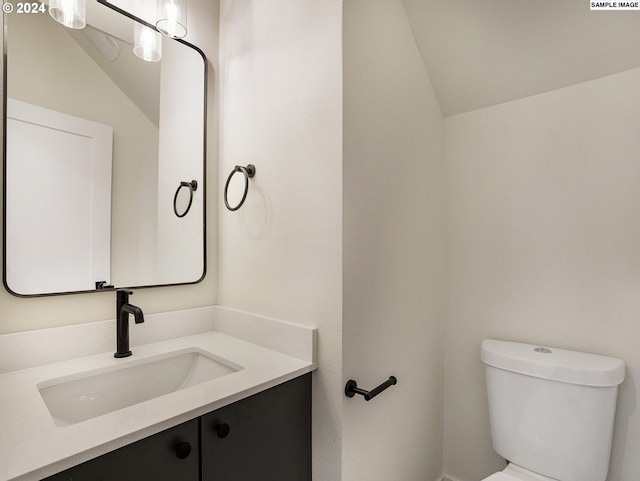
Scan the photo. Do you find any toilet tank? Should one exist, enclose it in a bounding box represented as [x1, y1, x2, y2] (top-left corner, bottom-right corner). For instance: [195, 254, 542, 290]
[481, 339, 625, 481]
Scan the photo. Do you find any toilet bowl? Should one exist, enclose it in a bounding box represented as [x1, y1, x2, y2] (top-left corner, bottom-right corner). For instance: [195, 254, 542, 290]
[480, 339, 625, 481]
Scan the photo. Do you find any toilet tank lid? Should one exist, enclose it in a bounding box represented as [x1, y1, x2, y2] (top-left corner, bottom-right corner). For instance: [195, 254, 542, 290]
[481, 339, 625, 387]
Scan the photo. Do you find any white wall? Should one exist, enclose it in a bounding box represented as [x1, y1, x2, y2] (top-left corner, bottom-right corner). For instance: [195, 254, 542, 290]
[0, 0, 220, 334]
[217, 1, 343, 480]
[444, 68, 640, 481]
[343, 1, 445, 480]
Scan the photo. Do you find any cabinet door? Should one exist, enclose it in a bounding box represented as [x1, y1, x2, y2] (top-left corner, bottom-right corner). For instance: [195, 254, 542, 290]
[43, 418, 199, 481]
[201, 374, 311, 481]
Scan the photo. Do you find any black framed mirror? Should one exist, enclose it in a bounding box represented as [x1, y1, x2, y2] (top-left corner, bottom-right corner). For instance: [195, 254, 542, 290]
[3, 0, 207, 296]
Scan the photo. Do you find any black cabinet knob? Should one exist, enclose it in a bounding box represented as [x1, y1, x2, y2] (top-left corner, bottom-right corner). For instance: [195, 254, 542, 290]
[215, 423, 230, 438]
[176, 442, 192, 459]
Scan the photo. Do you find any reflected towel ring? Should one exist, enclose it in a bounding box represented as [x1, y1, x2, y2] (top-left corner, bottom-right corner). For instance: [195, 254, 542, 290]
[224, 164, 256, 211]
[173, 180, 198, 218]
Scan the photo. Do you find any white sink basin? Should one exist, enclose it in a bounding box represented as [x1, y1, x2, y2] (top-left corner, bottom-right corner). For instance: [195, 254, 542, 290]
[37, 349, 242, 426]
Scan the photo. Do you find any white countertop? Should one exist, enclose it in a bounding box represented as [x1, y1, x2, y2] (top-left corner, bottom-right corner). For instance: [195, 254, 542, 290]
[0, 307, 317, 481]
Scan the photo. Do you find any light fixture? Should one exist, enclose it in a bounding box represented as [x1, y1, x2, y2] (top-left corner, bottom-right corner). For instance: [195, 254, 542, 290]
[49, 0, 86, 29]
[133, 23, 162, 62]
[156, 0, 187, 39]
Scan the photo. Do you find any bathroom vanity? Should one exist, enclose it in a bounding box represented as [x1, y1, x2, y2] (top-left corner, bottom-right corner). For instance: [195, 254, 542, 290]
[44, 374, 311, 481]
[0, 3, 317, 479]
[0, 306, 316, 481]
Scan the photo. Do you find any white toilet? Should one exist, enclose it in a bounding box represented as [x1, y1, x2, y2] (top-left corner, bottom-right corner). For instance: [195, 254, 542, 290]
[480, 339, 625, 481]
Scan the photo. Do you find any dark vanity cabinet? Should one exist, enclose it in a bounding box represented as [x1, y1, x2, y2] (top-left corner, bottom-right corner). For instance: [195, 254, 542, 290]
[42, 374, 311, 481]
[201, 373, 311, 480]
[44, 418, 199, 481]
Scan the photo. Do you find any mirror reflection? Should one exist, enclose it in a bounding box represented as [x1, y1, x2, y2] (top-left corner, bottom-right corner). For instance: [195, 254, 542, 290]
[3, 1, 207, 296]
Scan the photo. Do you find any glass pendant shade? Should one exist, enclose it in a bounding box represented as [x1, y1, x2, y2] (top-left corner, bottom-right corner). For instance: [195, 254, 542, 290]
[49, 0, 86, 29]
[133, 24, 162, 62]
[156, 0, 187, 39]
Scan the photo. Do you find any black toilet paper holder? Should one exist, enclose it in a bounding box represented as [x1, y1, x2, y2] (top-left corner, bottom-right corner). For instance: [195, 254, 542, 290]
[345, 376, 397, 401]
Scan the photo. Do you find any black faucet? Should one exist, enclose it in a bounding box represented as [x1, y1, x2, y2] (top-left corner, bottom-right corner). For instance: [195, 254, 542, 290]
[114, 290, 145, 358]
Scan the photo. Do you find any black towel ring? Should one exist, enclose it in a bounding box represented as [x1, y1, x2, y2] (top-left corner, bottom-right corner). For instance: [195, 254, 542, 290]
[173, 180, 198, 218]
[224, 164, 256, 211]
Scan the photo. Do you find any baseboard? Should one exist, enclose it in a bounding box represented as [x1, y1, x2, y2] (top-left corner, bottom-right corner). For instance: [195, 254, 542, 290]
[442, 474, 464, 481]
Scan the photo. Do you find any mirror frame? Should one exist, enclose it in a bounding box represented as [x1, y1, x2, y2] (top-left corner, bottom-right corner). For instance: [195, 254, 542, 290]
[2, 0, 208, 297]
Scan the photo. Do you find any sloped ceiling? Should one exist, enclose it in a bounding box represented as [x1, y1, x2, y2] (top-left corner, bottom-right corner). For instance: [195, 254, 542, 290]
[66, 1, 161, 126]
[402, 0, 640, 116]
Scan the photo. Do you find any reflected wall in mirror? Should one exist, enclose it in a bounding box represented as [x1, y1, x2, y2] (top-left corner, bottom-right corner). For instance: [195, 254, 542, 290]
[3, 0, 207, 296]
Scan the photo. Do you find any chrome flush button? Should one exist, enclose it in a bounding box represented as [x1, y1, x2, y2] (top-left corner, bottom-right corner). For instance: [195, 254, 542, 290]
[534, 347, 552, 354]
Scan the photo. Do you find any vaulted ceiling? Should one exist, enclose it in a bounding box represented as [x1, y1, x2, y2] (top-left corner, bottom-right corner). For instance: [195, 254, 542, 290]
[401, 0, 640, 116]
[66, 1, 161, 125]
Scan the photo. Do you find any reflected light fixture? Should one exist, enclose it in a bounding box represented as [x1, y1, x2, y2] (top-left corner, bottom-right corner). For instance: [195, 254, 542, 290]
[133, 23, 162, 62]
[49, 0, 86, 29]
[156, 0, 187, 39]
